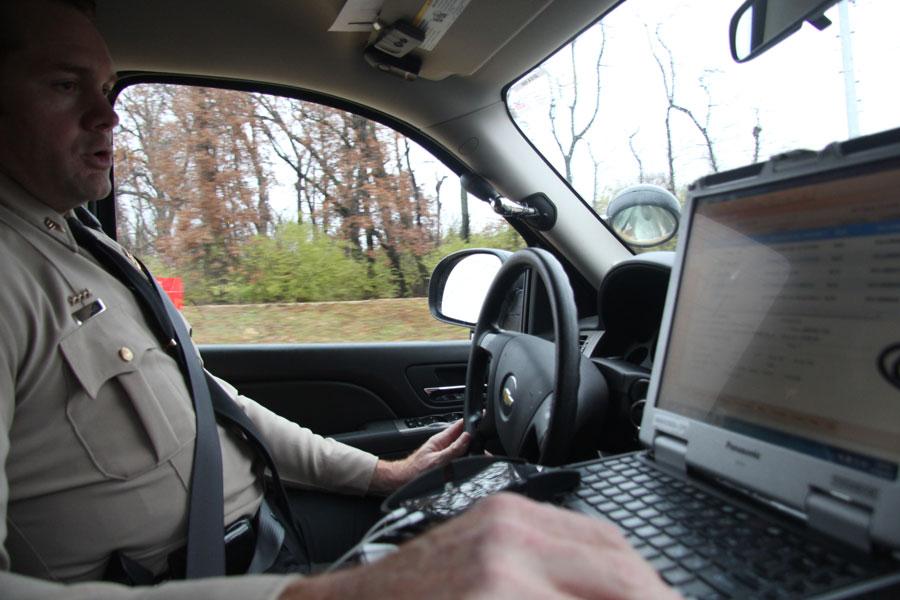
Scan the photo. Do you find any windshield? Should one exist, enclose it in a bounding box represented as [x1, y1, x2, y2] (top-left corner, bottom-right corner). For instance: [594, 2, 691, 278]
[508, 0, 900, 251]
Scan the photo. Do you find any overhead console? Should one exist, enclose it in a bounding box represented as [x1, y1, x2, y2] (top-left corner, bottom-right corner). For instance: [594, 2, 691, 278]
[330, 0, 553, 80]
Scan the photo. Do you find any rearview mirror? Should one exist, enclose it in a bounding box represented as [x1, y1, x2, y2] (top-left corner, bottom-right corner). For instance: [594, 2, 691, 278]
[606, 184, 680, 248]
[428, 249, 510, 327]
[730, 0, 837, 63]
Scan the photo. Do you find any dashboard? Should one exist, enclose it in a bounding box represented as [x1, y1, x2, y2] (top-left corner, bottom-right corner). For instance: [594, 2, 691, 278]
[581, 252, 674, 451]
[584, 251, 674, 366]
[415, 249, 676, 456]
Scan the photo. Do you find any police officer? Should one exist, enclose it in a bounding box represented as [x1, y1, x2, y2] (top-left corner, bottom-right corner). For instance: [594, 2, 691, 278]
[0, 1, 676, 598]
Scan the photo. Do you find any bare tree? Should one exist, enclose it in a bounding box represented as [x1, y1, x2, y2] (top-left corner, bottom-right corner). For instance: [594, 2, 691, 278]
[433, 174, 447, 243]
[752, 110, 763, 163]
[398, 135, 430, 237]
[587, 142, 602, 211]
[547, 23, 606, 185]
[672, 69, 720, 173]
[114, 84, 185, 255]
[116, 84, 273, 280]
[459, 185, 470, 242]
[650, 28, 721, 191]
[649, 27, 678, 193]
[628, 130, 645, 183]
[253, 95, 323, 226]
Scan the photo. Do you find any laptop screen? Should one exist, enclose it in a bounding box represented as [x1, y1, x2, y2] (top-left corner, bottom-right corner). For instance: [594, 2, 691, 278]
[655, 160, 900, 481]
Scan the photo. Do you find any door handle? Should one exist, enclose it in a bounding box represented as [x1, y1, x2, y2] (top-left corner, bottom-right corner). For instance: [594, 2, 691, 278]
[423, 384, 466, 397]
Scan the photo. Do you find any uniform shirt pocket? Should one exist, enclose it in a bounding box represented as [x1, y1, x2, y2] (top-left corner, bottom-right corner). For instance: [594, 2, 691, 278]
[60, 305, 194, 480]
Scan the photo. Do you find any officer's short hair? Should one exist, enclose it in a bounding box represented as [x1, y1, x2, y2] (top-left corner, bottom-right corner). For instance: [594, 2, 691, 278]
[0, 0, 97, 61]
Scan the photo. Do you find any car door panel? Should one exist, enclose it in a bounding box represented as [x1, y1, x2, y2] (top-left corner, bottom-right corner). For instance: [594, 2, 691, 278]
[231, 380, 395, 434]
[200, 341, 471, 457]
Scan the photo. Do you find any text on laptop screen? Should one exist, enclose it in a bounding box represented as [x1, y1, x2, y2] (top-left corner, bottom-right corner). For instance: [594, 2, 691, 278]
[656, 164, 900, 480]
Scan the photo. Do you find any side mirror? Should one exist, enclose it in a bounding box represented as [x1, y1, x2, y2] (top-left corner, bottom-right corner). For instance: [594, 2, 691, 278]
[730, 0, 836, 63]
[428, 249, 510, 327]
[606, 184, 680, 248]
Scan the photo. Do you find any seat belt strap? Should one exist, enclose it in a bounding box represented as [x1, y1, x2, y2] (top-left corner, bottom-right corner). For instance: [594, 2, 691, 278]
[71, 207, 309, 575]
[68, 210, 226, 578]
[146, 257, 309, 572]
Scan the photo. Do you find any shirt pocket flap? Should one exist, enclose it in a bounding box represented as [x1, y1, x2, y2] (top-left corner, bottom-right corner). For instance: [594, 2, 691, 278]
[59, 307, 155, 398]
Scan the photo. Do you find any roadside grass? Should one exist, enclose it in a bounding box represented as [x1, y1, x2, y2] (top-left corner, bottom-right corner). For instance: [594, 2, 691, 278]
[183, 297, 470, 344]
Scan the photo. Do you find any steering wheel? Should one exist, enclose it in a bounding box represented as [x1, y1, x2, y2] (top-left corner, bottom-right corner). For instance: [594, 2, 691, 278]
[464, 248, 606, 466]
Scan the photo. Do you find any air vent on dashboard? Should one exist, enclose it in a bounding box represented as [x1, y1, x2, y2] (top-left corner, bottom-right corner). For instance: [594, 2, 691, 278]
[578, 330, 602, 356]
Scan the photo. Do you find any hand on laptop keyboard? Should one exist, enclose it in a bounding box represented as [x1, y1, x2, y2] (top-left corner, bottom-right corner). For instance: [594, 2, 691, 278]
[290, 492, 680, 599]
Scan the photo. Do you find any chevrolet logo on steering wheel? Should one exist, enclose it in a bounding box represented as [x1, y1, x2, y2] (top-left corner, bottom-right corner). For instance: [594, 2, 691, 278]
[502, 375, 517, 408]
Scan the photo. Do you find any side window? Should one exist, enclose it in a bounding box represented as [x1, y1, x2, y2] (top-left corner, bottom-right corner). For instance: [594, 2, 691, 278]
[113, 84, 522, 344]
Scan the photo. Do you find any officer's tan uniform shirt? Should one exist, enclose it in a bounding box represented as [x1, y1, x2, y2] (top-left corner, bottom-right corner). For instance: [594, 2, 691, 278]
[0, 172, 379, 599]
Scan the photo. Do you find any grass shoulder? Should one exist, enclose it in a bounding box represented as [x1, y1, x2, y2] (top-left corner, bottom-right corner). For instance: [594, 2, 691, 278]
[184, 297, 470, 344]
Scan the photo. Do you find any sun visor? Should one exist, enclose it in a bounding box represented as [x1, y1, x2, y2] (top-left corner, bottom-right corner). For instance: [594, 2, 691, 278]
[332, 0, 553, 81]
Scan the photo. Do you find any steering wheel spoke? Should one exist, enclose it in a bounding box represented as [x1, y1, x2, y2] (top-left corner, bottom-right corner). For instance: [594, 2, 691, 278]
[474, 329, 516, 358]
[530, 394, 553, 451]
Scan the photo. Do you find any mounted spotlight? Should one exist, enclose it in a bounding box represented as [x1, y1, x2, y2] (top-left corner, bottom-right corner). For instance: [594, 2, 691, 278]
[606, 184, 681, 248]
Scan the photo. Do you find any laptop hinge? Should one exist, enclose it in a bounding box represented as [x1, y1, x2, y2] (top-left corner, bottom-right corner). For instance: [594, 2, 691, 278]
[653, 433, 688, 474]
[805, 489, 872, 552]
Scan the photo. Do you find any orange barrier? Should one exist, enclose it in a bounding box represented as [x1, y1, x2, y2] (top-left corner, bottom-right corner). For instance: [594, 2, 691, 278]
[156, 277, 184, 310]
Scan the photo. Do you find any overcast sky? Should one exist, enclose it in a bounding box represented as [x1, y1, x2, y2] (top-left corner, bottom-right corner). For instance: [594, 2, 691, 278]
[509, 0, 900, 209]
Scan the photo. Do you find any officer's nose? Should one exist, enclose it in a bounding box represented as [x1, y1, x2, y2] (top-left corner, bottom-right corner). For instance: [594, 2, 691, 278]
[84, 89, 120, 133]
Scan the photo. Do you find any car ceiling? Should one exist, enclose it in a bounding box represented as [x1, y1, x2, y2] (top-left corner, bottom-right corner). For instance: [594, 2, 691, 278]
[97, 0, 618, 132]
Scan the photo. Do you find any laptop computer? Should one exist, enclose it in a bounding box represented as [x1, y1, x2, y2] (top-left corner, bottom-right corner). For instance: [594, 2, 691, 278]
[565, 128, 900, 599]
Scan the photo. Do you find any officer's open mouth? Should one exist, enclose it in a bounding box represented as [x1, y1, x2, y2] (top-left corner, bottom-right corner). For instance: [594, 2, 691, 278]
[85, 150, 113, 169]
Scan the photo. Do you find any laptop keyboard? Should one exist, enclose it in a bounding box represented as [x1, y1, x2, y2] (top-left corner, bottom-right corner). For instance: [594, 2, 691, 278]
[563, 453, 886, 599]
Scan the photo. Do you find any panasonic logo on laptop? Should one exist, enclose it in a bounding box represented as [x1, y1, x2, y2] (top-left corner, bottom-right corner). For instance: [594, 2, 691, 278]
[725, 441, 761, 460]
